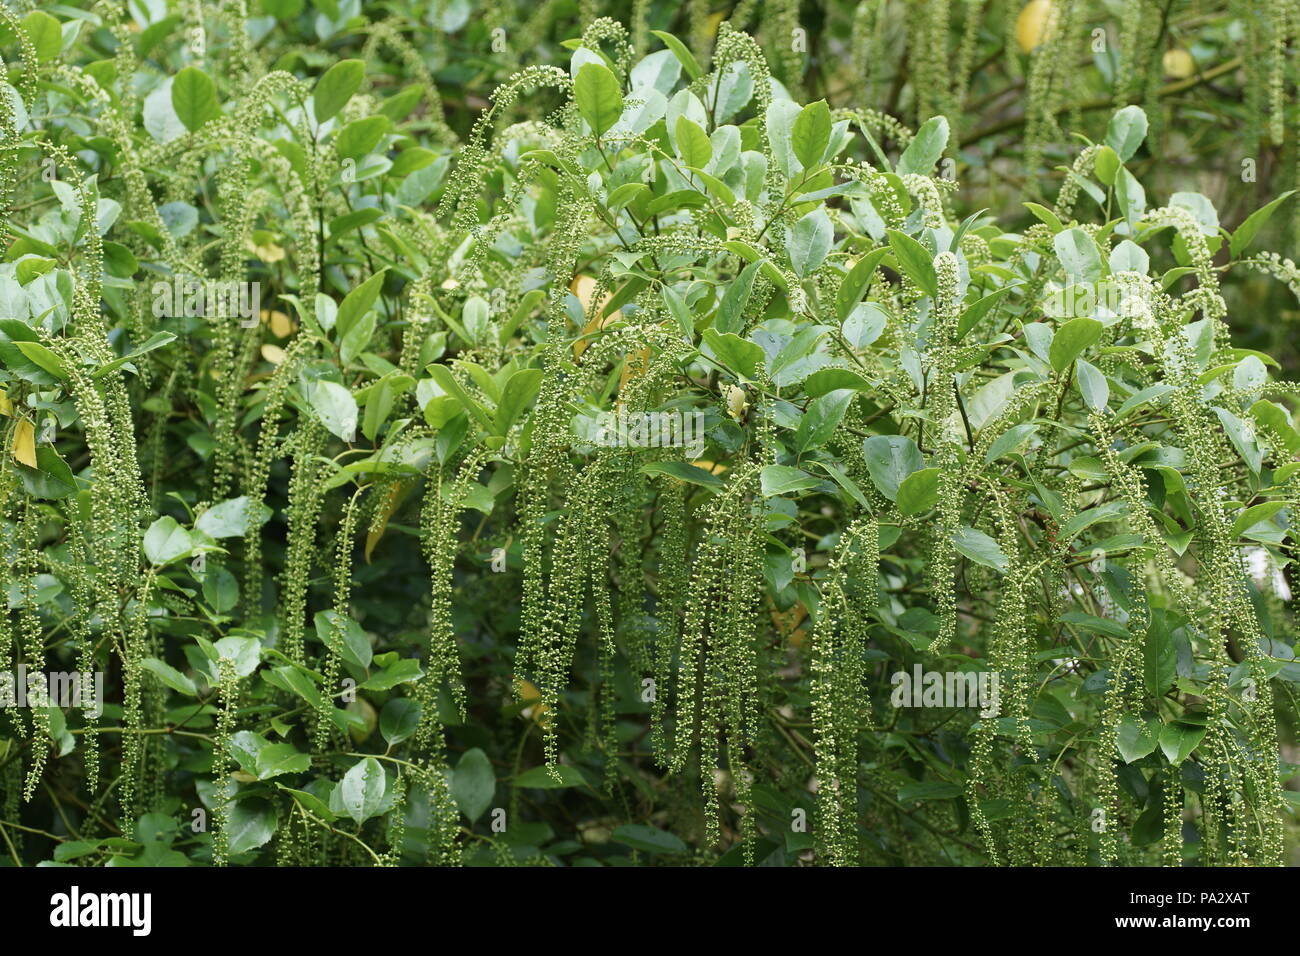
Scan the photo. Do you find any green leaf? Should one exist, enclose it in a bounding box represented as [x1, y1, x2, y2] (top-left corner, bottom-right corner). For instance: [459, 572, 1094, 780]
[17, 445, 77, 500]
[1060, 501, 1127, 543]
[1104, 105, 1148, 162]
[1049, 317, 1103, 372]
[1060, 610, 1131, 639]
[196, 496, 270, 538]
[1115, 167, 1146, 230]
[1053, 228, 1102, 284]
[795, 388, 853, 453]
[896, 115, 949, 176]
[225, 800, 275, 856]
[803, 367, 872, 397]
[362, 378, 396, 441]
[143, 516, 192, 566]
[791, 99, 832, 170]
[251, 743, 310, 780]
[862, 434, 924, 501]
[1232, 501, 1286, 539]
[1230, 190, 1296, 258]
[951, 525, 1008, 571]
[611, 823, 687, 855]
[1250, 399, 1300, 455]
[662, 285, 694, 340]
[211, 636, 262, 679]
[93, 331, 178, 379]
[276, 785, 335, 823]
[1117, 715, 1159, 763]
[379, 698, 421, 745]
[335, 270, 386, 344]
[14, 341, 67, 380]
[674, 115, 712, 168]
[650, 30, 702, 81]
[574, 62, 623, 137]
[427, 365, 493, 431]
[765, 99, 803, 177]
[338, 757, 387, 823]
[358, 657, 423, 691]
[1023, 201, 1064, 233]
[714, 259, 762, 335]
[1144, 610, 1177, 698]
[759, 464, 821, 496]
[1213, 406, 1263, 474]
[450, 748, 495, 823]
[21, 11, 62, 62]
[644, 189, 709, 218]
[701, 329, 764, 380]
[886, 229, 937, 297]
[313, 609, 371, 669]
[640, 460, 724, 488]
[956, 286, 1016, 339]
[606, 181, 650, 212]
[339, 311, 376, 366]
[785, 208, 833, 277]
[896, 467, 941, 515]
[1075, 358, 1109, 412]
[334, 115, 390, 161]
[1158, 722, 1205, 765]
[835, 248, 889, 321]
[897, 781, 962, 803]
[140, 658, 197, 696]
[171, 67, 220, 132]
[305, 380, 358, 442]
[265, 666, 323, 710]
[514, 765, 588, 788]
[1094, 147, 1122, 188]
[494, 368, 542, 435]
[313, 59, 364, 123]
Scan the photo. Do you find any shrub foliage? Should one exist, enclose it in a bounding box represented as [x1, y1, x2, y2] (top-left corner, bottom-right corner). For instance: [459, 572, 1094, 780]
[0, 2, 1299, 867]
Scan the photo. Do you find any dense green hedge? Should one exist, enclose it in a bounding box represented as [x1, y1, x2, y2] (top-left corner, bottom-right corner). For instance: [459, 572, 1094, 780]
[1, 1, 1299, 867]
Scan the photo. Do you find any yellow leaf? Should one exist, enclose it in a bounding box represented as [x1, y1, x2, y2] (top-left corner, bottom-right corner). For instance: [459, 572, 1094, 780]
[571, 275, 622, 359]
[365, 480, 414, 562]
[261, 344, 288, 365]
[724, 384, 748, 420]
[13, 419, 36, 468]
[1015, 0, 1058, 53]
[1163, 48, 1195, 79]
[619, 346, 653, 392]
[0, 389, 11, 417]
[514, 676, 551, 727]
[262, 309, 296, 337]
[770, 601, 808, 648]
[246, 238, 286, 263]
